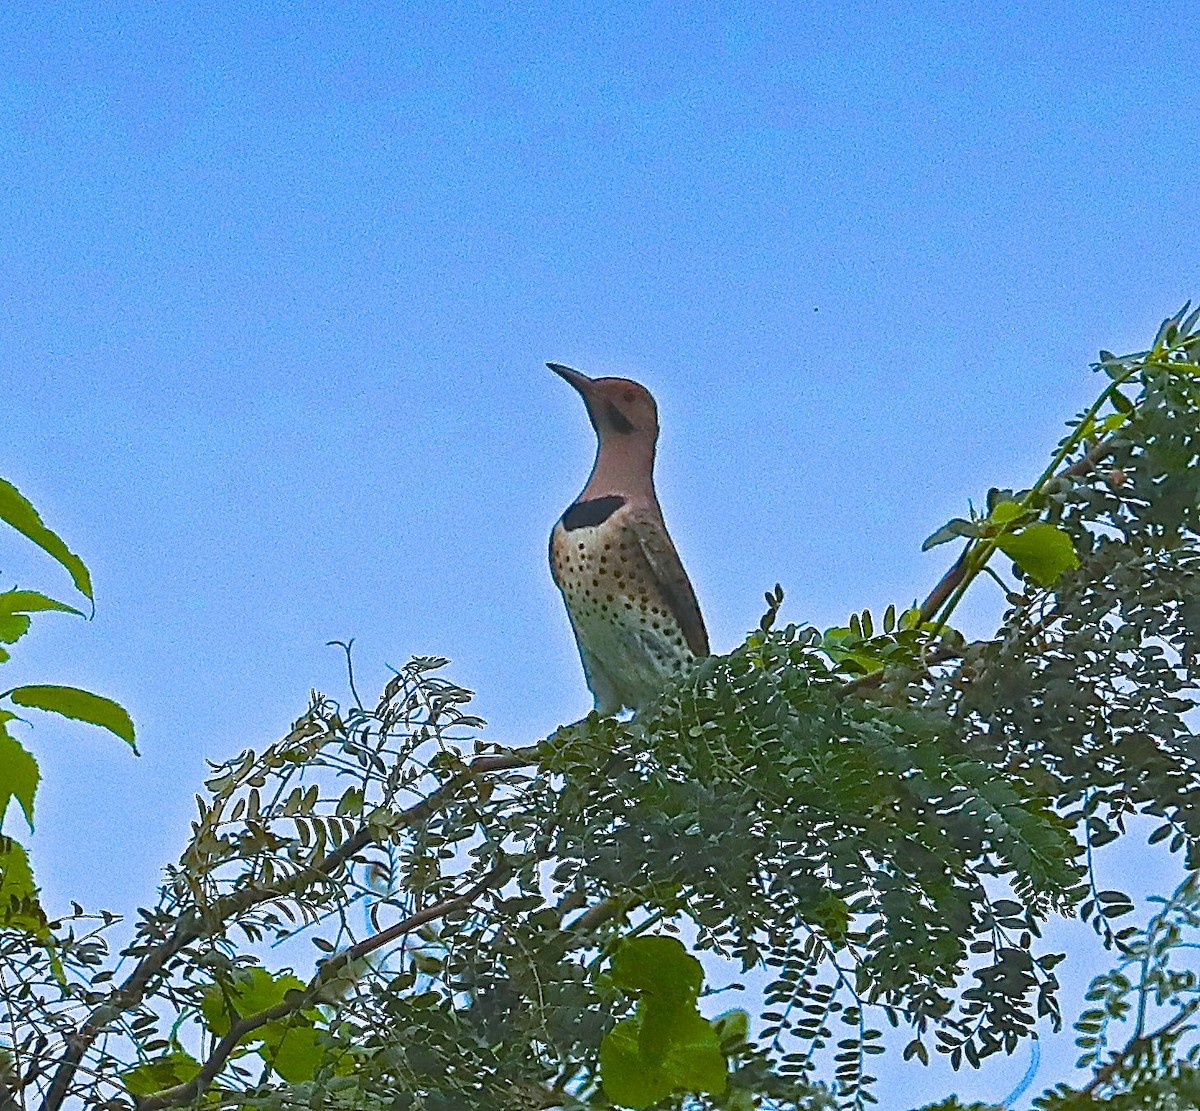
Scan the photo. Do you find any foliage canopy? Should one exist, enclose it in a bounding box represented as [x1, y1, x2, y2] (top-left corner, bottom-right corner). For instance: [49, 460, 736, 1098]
[5, 309, 1200, 1109]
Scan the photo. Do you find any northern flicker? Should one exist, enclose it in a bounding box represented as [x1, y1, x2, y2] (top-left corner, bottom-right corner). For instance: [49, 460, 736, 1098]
[548, 363, 709, 715]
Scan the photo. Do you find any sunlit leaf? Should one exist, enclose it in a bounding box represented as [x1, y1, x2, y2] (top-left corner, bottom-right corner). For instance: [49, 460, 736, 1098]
[987, 500, 1026, 527]
[0, 835, 48, 939]
[0, 591, 84, 651]
[4, 685, 137, 752]
[0, 713, 39, 831]
[0, 589, 85, 619]
[600, 1010, 727, 1109]
[0, 479, 93, 602]
[260, 1022, 323, 1083]
[0, 614, 31, 646]
[201, 966, 312, 1038]
[996, 524, 1081, 588]
[609, 935, 703, 1006]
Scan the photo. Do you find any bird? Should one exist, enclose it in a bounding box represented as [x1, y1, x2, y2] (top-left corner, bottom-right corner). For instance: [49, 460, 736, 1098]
[547, 362, 708, 715]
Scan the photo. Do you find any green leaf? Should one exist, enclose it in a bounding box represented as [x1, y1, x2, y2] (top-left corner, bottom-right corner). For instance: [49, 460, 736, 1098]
[987, 500, 1026, 527]
[610, 935, 703, 1006]
[0, 591, 84, 651]
[1110, 388, 1135, 414]
[922, 517, 978, 551]
[4, 685, 137, 753]
[0, 615, 31, 646]
[711, 1008, 750, 1045]
[202, 968, 324, 1082]
[602, 937, 729, 1107]
[0, 714, 39, 831]
[260, 1022, 323, 1083]
[121, 1051, 202, 1098]
[0, 479, 93, 602]
[0, 835, 49, 939]
[996, 524, 1081, 588]
[810, 892, 851, 944]
[201, 967, 311, 1037]
[600, 1010, 727, 1109]
[0, 590, 85, 619]
[601, 1018, 673, 1108]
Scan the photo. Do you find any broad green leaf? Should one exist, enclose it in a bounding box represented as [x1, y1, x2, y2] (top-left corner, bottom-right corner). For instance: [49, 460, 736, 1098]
[0, 479, 93, 602]
[0, 590, 84, 619]
[0, 615, 30, 645]
[260, 1022, 323, 1083]
[0, 714, 39, 830]
[601, 1018, 672, 1108]
[987, 500, 1026, 527]
[610, 935, 703, 1006]
[996, 524, 1081, 588]
[0, 591, 83, 651]
[0, 835, 49, 939]
[602, 937, 729, 1107]
[4, 685, 137, 753]
[121, 1051, 202, 1097]
[601, 1009, 727, 1109]
[201, 967, 310, 1037]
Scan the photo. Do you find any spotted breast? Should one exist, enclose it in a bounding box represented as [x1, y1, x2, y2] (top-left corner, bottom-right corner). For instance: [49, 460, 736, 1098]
[550, 494, 707, 715]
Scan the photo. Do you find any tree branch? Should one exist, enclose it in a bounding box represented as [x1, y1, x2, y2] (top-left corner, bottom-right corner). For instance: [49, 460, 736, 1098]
[136, 870, 509, 1111]
[1079, 999, 1200, 1097]
[838, 431, 1123, 701]
[38, 745, 540, 1111]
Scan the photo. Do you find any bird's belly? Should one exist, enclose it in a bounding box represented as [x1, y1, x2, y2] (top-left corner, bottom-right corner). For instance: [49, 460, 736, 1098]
[551, 521, 694, 708]
[573, 604, 693, 689]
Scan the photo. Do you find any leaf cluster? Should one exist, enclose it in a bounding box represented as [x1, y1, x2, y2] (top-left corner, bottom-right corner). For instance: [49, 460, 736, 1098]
[0, 480, 134, 945]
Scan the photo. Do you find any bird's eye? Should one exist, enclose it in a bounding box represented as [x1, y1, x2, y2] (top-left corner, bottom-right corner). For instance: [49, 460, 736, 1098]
[623, 390, 637, 404]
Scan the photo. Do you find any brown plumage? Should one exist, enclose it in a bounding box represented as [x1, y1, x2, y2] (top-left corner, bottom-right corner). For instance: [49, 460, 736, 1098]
[548, 363, 708, 715]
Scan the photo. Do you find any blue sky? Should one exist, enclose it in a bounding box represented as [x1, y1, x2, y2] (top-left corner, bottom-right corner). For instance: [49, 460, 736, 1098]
[2, 1, 1198, 1104]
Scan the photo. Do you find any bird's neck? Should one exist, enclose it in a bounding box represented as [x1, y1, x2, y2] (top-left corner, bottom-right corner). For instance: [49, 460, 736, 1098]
[578, 436, 658, 503]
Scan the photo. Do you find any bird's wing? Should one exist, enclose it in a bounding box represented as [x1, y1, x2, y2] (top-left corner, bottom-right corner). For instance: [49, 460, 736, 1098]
[627, 507, 710, 657]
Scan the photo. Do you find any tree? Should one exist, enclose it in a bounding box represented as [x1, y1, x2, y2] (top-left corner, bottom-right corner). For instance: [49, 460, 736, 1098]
[4, 307, 1200, 1109]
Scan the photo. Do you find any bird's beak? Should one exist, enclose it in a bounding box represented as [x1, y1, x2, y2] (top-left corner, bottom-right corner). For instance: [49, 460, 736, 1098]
[547, 362, 594, 397]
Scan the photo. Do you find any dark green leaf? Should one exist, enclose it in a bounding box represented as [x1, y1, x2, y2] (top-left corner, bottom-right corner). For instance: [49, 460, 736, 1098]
[121, 1051, 202, 1097]
[922, 518, 978, 551]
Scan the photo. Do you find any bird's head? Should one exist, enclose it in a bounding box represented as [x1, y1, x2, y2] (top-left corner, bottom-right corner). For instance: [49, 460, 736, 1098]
[547, 363, 659, 443]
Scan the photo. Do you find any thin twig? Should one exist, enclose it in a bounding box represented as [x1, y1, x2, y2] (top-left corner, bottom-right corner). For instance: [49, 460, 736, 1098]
[839, 430, 1123, 702]
[1079, 1000, 1200, 1097]
[135, 870, 508, 1111]
[38, 745, 541, 1111]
